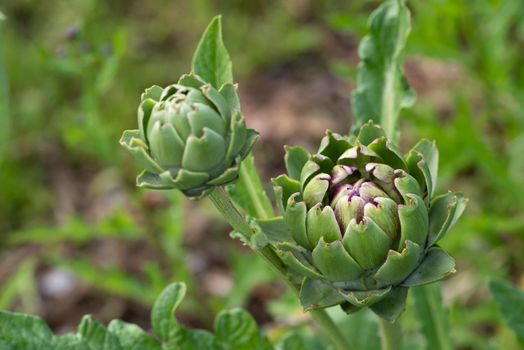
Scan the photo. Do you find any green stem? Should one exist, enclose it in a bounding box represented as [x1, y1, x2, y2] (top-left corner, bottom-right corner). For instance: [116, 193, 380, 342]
[208, 187, 352, 350]
[309, 309, 353, 350]
[208, 187, 290, 278]
[412, 284, 453, 350]
[378, 319, 402, 350]
[238, 159, 274, 219]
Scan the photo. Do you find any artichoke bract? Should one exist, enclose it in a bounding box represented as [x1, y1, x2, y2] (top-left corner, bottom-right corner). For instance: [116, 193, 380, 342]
[271, 122, 466, 321]
[120, 73, 258, 198]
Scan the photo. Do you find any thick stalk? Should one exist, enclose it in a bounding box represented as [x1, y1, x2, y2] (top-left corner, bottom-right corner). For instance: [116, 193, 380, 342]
[378, 319, 402, 350]
[208, 187, 352, 350]
[309, 309, 353, 350]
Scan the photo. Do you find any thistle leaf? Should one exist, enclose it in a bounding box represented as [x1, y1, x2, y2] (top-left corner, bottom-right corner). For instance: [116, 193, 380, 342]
[192, 16, 233, 89]
[351, 0, 415, 141]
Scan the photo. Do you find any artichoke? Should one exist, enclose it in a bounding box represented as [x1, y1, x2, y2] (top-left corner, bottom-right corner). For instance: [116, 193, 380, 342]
[271, 122, 466, 320]
[120, 73, 258, 198]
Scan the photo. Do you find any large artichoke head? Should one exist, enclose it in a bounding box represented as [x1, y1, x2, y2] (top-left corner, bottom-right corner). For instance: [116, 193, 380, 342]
[120, 73, 258, 198]
[272, 122, 466, 321]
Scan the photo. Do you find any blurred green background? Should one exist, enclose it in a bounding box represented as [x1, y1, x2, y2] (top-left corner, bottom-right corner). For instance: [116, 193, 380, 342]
[1, 0, 524, 349]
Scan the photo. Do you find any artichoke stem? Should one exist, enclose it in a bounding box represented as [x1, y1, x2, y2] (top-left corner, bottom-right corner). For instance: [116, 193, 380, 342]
[208, 187, 353, 350]
[378, 318, 403, 350]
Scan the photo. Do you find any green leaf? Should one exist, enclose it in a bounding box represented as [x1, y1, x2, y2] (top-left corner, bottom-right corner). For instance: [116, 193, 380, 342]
[490, 279, 524, 341]
[351, 0, 415, 142]
[77, 316, 120, 349]
[277, 333, 310, 350]
[401, 247, 455, 287]
[106, 320, 160, 350]
[151, 282, 186, 342]
[284, 146, 309, 181]
[412, 284, 453, 350]
[0, 281, 276, 350]
[256, 216, 294, 244]
[311, 238, 363, 282]
[170, 329, 215, 350]
[191, 16, 233, 89]
[410, 139, 439, 197]
[227, 154, 274, 219]
[0, 312, 55, 349]
[214, 309, 273, 350]
[427, 192, 467, 246]
[299, 278, 347, 310]
[0, 17, 9, 164]
[374, 241, 422, 287]
[369, 287, 408, 322]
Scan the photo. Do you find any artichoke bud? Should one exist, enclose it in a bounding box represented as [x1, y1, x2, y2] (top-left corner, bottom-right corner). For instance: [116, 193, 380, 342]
[120, 73, 258, 198]
[273, 122, 466, 321]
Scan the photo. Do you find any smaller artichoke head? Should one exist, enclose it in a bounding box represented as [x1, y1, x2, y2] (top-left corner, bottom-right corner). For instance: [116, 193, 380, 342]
[271, 122, 466, 321]
[120, 73, 258, 198]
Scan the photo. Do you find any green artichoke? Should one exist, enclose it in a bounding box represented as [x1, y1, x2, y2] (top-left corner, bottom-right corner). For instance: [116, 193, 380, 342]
[271, 122, 466, 320]
[120, 73, 258, 198]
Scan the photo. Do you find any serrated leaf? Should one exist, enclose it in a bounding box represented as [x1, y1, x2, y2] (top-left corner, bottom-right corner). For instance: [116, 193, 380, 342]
[412, 284, 453, 350]
[227, 154, 274, 219]
[490, 279, 524, 341]
[192, 16, 233, 89]
[214, 308, 273, 350]
[351, 0, 415, 141]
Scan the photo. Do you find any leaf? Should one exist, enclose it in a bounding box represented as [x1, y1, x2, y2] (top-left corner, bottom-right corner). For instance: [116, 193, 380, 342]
[0, 282, 275, 350]
[284, 146, 309, 181]
[490, 279, 524, 341]
[369, 287, 408, 322]
[401, 247, 456, 287]
[77, 316, 121, 349]
[256, 216, 294, 244]
[277, 333, 309, 350]
[170, 328, 215, 350]
[299, 278, 347, 310]
[192, 16, 233, 89]
[0, 312, 161, 350]
[0, 312, 55, 349]
[0, 16, 9, 164]
[151, 282, 186, 342]
[412, 284, 453, 350]
[351, 0, 415, 142]
[106, 320, 160, 350]
[214, 308, 273, 350]
[227, 154, 274, 219]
